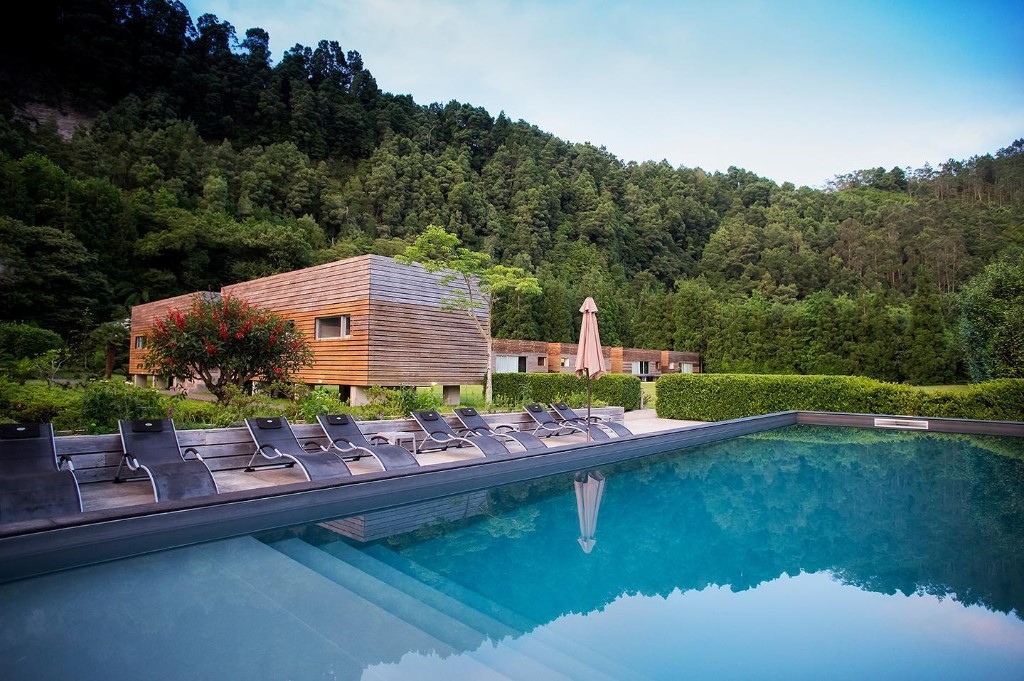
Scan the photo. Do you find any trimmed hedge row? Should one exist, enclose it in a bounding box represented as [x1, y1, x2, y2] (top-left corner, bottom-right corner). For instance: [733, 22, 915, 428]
[656, 374, 1024, 422]
[493, 372, 642, 411]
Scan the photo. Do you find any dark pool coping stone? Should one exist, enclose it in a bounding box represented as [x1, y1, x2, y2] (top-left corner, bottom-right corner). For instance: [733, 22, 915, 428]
[1, 411, 1020, 583]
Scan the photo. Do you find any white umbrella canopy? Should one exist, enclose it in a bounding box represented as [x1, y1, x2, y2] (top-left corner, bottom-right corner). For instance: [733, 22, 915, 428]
[574, 297, 604, 440]
[574, 470, 606, 554]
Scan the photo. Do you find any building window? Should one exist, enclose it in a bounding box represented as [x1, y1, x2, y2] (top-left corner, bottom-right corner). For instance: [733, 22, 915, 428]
[631, 361, 650, 375]
[316, 315, 351, 339]
[669, 362, 676, 370]
[681, 362, 694, 374]
[134, 335, 146, 349]
[496, 355, 526, 373]
[654, 361, 660, 370]
[538, 357, 546, 367]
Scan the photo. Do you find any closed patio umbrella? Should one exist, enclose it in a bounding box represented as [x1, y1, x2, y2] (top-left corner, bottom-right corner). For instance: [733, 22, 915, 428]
[574, 297, 604, 441]
[574, 470, 606, 553]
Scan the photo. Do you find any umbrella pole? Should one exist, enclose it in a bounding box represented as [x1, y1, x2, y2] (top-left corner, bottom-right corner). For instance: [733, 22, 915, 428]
[586, 368, 592, 442]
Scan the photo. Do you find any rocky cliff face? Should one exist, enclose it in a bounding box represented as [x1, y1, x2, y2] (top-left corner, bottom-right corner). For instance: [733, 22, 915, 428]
[15, 102, 93, 139]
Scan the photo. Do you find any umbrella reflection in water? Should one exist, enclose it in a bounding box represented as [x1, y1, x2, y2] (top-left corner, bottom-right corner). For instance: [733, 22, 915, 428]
[574, 470, 606, 554]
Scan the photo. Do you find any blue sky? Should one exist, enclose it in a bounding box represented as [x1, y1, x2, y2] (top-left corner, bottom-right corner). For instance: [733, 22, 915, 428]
[186, 0, 1023, 187]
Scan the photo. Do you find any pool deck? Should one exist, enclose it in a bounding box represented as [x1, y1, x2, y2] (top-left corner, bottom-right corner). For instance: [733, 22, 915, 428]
[78, 410, 704, 514]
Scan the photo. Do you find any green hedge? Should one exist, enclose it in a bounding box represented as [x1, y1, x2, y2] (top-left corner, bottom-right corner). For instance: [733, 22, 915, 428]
[493, 372, 642, 411]
[656, 374, 1024, 422]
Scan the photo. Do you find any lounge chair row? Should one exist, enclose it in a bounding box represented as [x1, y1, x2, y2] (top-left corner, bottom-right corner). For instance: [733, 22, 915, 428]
[0, 404, 632, 524]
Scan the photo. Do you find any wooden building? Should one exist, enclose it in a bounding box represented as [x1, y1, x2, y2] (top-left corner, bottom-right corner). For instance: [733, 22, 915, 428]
[129, 255, 488, 404]
[130, 254, 700, 403]
[490, 338, 700, 380]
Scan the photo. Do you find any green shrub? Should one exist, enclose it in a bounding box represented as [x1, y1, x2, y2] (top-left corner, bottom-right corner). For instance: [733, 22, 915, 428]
[0, 323, 64, 359]
[296, 387, 350, 422]
[493, 372, 642, 410]
[350, 386, 442, 420]
[165, 398, 240, 429]
[656, 374, 1024, 422]
[0, 379, 86, 431]
[81, 380, 167, 433]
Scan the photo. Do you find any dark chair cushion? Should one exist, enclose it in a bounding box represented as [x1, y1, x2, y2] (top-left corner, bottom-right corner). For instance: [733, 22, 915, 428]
[326, 414, 351, 425]
[420, 411, 440, 421]
[554, 402, 569, 410]
[527, 404, 543, 412]
[1, 423, 41, 439]
[131, 420, 164, 433]
[456, 408, 478, 417]
[256, 417, 283, 429]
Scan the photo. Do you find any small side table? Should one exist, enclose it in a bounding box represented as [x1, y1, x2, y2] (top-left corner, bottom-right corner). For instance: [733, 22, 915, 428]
[374, 430, 419, 455]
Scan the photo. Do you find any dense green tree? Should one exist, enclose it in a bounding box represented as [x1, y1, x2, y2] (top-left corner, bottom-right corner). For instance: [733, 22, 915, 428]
[957, 255, 1024, 381]
[901, 271, 958, 384]
[0, 217, 110, 335]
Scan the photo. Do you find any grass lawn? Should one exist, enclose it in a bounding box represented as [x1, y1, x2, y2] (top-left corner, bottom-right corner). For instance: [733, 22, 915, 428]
[641, 381, 657, 409]
[912, 384, 971, 393]
[418, 384, 486, 409]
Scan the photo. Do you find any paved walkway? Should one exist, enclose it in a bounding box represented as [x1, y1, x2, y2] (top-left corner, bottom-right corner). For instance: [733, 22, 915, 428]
[623, 408, 704, 433]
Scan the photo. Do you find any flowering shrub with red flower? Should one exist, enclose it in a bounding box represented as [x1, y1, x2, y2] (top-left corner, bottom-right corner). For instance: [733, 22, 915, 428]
[144, 294, 312, 404]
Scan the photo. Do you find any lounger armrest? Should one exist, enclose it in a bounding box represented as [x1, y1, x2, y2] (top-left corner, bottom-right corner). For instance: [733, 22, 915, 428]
[329, 437, 358, 452]
[422, 432, 458, 447]
[58, 454, 76, 471]
[256, 444, 285, 460]
[121, 452, 142, 471]
[181, 446, 206, 462]
[492, 423, 518, 432]
[300, 439, 326, 452]
[368, 435, 390, 445]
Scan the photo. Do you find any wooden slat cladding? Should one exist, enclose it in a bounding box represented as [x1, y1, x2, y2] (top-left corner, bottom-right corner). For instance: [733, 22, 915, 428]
[367, 300, 488, 384]
[368, 255, 487, 314]
[129, 291, 219, 375]
[221, 255, 373, 312]
[269, 301, 371, 385]
[492, 339, 549, 355]
[492, 339, 701, 376]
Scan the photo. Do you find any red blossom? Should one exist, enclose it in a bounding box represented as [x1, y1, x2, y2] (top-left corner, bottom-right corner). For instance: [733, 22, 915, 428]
[273, 367, 283, 376]
[219, 323, 228, 341]
[235, 332, 244, 340]
[206, 343, 217, 356]
[268, 335, 277, 346]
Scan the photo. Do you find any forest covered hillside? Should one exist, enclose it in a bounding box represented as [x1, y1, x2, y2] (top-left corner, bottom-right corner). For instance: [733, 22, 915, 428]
[1, 0, 1022, 384]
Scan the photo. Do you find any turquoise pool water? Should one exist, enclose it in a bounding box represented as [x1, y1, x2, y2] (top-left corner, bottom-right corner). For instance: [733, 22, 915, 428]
[1, 426, 1023, 680]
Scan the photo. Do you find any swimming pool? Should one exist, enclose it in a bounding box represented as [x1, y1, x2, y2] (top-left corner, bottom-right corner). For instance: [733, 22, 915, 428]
[1, 424, 1022, 680]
